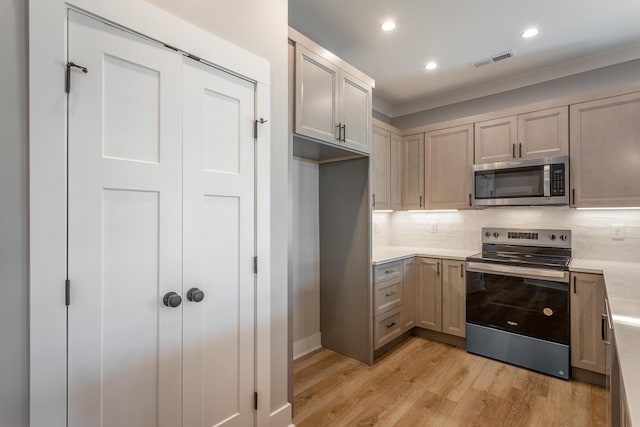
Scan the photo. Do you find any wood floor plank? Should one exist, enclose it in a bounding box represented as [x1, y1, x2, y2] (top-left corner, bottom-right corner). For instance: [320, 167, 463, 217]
[293, 336, 607, 427]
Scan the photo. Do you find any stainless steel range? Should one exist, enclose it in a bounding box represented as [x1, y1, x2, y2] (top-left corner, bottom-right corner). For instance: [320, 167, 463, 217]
[465, 227, 572, 379]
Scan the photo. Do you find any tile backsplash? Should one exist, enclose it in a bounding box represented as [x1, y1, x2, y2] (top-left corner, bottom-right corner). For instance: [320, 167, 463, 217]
[373, 207, 640, 262]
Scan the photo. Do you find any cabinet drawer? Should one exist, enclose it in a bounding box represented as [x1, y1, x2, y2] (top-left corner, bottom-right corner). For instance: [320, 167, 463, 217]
[374, 261, 402, 284]
[374, 307, 402, 349]
[374, 279, 402, 316]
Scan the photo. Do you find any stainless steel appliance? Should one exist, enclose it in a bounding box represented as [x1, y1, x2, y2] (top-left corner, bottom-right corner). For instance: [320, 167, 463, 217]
[472, 155, 569, 207]
[466, 227, 572, 379]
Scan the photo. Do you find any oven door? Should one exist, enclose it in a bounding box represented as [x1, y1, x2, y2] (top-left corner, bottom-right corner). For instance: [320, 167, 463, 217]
[466, 264, 569, 345]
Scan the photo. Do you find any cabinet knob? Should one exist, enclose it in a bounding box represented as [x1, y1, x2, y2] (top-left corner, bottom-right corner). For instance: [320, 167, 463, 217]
[187, 287, 205, 303]
[163, 292, 182, 308]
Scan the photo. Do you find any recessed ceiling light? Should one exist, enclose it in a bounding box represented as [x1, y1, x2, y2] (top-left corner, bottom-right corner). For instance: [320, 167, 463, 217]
[522, 27, 539, 38]
[381, 20, 396, 32]
[425, 61, 438, 70]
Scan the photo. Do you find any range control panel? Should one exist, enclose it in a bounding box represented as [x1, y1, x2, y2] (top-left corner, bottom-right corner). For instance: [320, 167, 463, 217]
[482, 227, 572, 248]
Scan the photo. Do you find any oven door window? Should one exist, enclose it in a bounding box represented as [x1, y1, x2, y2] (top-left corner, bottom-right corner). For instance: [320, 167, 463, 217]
[475, 166, 545, 199]
[466, 272, 568, 344]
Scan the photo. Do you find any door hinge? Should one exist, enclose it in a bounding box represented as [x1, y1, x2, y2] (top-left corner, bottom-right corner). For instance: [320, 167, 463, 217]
[254, 391, 258, 410]
[65, 62, 88, 94]
[253, 256, 258, 274]
[254, 118, 268, 139]
[65, 279, 71, 306]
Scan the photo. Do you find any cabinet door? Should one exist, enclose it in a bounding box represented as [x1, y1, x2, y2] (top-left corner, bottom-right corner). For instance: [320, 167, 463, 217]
[390, 133, 403, 210]
[294, 44, 340, 144]
[425, 124, 473, 210]
[402, 258, 416, 331]
[340, 70, 372, 153]
[518, 106, 568, 159]
[474, 116, 517, 164]
[570, 92, 640, 207]
[442, 261, 466, 338]
[402, 134, 425, 210]
[371, 126, 391, 209]
[415, 258, 442, 332]
[570, 273, 606, 374]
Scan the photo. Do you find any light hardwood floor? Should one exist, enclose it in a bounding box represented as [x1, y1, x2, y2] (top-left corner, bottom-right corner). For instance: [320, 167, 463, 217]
[293, 336, 606, 427]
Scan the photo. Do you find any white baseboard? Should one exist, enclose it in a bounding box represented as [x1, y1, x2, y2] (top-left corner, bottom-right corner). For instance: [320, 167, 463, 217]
[293, 332, 322, 360]
[269, 402, 292, 427]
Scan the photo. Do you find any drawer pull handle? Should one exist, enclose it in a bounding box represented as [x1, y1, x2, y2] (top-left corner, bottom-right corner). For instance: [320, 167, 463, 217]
[384, 292, 395, 297]
[385, 322, 396, 328]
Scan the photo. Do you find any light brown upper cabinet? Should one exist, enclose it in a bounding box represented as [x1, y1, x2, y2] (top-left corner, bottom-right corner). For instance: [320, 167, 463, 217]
[401, 134, 425, 210]
[372, 126, 391, 209]
[570, 92, 640, 207]
[518, 106, 568, 159]
[294, 43, 372, 154]
[372, 122, 402, 210]
[424, 124, 474, 209]
[570, 273, 606, 374]
[475, 116, 517, 164]
[475, 107, 568, 164]
[390, 133, 402, 210]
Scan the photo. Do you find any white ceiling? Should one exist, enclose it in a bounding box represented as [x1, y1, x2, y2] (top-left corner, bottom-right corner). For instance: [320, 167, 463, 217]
[289, 0, 640, 117]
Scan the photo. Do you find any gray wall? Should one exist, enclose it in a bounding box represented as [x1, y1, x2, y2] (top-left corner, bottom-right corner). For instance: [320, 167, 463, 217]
[372, 109, 392, 124]
[392, 58, 640, 129]
[0, 0, 29, 426]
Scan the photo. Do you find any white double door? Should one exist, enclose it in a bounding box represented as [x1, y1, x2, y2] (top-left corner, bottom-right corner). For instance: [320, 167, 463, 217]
[67, 12, 256, 427]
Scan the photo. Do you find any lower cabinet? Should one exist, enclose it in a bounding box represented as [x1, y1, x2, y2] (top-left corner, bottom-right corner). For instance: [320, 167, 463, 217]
[442, 261, 466, 338]
[570, 272, 606, 374]
[415, 257, 466, 338]
[401, 258, 416, 330]
[373, 260, 404, 349]
[373, 256, 467, 351]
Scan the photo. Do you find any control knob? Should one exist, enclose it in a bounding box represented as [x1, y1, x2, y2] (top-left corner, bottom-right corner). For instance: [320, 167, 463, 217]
[560, 234, 568, 241]
[549, 234, 556, 241]
[484, 231, 491, 238]
[493, 232, 499, 238]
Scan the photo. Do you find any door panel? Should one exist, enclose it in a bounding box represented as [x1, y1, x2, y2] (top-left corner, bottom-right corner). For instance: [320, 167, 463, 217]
[518, 107, 568, 159]
[341, 70, 371, 153]
[401, 134, 425, 210]
[425, 125, 473, 209]
[68, 11, 183, 427]
[372, 126, 390, 209]
[442, 261, 466, 338]
[182, 58, 256, 427]
[295, 44, 340, 143]
[475, 116, 517, 164]
[415, 258, 441, 332]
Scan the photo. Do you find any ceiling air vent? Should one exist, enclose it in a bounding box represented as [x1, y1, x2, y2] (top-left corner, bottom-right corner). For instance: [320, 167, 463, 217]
[471, 50, 515, 68]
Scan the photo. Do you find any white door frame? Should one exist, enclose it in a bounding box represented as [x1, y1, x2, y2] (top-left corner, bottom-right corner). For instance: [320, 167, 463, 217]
[29, 1, 272, 426]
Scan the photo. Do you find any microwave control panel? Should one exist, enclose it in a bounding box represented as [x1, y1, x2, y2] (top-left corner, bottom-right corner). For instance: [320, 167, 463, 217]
[550, 164, 565, 196]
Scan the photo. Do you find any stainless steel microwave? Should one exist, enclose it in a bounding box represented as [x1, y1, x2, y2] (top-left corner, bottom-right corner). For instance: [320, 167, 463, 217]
[472, 155, 569, 207]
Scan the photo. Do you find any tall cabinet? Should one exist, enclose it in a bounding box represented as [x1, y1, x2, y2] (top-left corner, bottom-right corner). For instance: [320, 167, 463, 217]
[289, 28, 374, 370]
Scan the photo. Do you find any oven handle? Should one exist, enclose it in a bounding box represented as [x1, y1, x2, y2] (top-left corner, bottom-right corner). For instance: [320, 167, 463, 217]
[465, 261, 570, 283]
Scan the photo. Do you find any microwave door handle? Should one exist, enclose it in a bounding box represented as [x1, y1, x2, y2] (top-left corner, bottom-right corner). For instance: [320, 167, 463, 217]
[543, 164, 551, 197]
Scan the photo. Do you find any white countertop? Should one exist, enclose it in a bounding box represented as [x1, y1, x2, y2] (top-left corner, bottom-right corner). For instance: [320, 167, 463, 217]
[372, 246, 477, 264]
[570, 259, 640, 426]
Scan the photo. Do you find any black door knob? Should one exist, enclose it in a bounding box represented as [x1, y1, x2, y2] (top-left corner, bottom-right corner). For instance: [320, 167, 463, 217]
[163, 292, 182, 308]
[187, 288, 205, 303]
